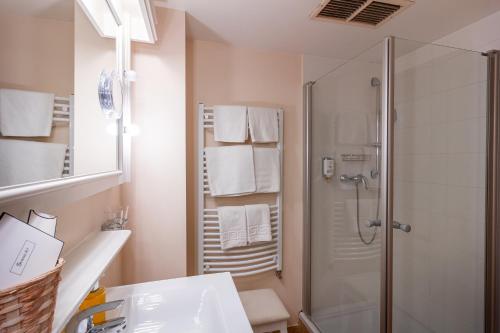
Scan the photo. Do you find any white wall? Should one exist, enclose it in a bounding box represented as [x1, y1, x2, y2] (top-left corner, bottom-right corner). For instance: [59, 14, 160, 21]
[392, 42, 487, 333]
[436, 10, 500, 52]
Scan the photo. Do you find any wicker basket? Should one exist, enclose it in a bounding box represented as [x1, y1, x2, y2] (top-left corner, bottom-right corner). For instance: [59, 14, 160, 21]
[0, 258, 64, 333]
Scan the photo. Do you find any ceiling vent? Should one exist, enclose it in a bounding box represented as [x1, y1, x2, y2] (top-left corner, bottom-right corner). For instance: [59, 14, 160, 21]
[311, 0, 414, 27]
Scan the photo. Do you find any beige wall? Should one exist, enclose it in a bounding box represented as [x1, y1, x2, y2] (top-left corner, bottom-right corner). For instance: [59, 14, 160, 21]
[122, 8, 187, 284]
[55, 187, 124, 287]
[0, 13, 73, 145]
[0, 13, 73, 96]
[187, 40, 303, 325]
[0, 185, 124, 287]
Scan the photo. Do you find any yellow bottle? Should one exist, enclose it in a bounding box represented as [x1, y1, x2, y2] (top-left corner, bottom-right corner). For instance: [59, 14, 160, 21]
[79, 285, 106, 324]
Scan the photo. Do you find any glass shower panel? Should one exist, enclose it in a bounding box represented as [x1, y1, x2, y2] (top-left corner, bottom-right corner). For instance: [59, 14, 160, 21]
[392, 38, 487, 333]
[310, 42, 384, 333]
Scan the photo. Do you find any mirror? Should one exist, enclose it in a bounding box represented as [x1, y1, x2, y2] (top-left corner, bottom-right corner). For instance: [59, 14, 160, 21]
[0, 0, 122, 189]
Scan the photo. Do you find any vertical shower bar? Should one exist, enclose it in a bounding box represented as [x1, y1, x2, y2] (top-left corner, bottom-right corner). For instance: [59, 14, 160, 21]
[380, 36, 395, 333]
[303, 81, 314, 316]
[485, 50, 500, 333]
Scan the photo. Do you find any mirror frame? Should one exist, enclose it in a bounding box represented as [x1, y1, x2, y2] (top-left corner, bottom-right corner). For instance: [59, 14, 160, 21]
[0, 2, 131, 205]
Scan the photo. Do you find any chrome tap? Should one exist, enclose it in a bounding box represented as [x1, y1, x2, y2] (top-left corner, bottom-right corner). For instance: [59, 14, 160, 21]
[339, 174, 369, 190]
[66, 300, 126, 333]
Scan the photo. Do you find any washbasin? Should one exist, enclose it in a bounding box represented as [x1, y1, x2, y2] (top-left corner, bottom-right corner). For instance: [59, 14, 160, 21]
[106, 272, 252, 333]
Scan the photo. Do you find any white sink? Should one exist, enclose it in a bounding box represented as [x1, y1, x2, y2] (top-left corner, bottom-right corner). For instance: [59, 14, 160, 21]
[106, 273, 252, 333]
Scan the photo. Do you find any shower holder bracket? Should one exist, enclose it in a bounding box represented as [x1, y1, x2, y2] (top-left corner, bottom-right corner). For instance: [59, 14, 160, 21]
[341, 153, 370, 162]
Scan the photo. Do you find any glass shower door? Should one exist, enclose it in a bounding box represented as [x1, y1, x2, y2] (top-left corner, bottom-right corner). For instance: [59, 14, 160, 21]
[391, 38, 487, 333]
[305, 36, 491, 333]
[308, 41, 385, 333]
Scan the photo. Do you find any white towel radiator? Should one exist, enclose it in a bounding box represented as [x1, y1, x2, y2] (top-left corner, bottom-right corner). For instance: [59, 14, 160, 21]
[197, 103, 283, 278]
[53, 96, 74, 177]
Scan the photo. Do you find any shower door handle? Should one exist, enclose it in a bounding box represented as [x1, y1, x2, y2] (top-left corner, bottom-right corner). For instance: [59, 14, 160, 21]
[393, 221, 411, 233]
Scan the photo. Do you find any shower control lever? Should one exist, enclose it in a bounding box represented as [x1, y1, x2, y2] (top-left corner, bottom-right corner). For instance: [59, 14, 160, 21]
[366, 219, 381, 228]
[393, 221, 411, 233]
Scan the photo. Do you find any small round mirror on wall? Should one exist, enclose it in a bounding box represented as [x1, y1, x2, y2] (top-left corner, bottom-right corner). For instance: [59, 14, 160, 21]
[98, 70, 124, 120]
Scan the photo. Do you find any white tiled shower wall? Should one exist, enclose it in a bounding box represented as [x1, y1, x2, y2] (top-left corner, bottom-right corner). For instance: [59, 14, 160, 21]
[393, 47, 487, 333]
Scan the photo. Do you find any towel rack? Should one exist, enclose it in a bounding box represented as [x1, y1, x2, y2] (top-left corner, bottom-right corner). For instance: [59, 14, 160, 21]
[55, 96, 74, 177]
[197, 103, 283, 278]
[53, 96, 71, 124]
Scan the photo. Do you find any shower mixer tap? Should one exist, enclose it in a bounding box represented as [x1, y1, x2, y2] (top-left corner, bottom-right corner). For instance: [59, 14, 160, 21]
[339, 174, 369, 190]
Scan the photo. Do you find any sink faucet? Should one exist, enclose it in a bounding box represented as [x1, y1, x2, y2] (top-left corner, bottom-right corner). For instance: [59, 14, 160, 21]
[66, 300, 126, 333]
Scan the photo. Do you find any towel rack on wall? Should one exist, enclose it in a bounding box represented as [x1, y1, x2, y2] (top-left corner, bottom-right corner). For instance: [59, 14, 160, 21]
[56, 96, 74, 177]
[197, 103, 284, 278]
[53, 96, 71, 123]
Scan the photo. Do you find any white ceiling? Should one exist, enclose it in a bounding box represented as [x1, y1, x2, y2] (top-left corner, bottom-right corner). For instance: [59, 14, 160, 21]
[155, 0, 500, 59]
[0, 0, 74, 21]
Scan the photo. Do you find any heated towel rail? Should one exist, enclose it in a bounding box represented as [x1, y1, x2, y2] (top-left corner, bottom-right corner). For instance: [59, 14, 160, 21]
[54, 96, 74, 177]
[197, 103, 283, 278]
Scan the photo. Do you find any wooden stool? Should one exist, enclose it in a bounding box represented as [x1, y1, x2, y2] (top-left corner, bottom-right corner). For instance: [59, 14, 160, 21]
[239, 289, 290, 333]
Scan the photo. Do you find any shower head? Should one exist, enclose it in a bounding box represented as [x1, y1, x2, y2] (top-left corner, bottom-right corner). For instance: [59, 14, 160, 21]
[371, 77, 381, 87]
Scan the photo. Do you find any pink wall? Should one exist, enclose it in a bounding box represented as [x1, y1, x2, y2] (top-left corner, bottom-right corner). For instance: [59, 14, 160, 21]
[122, 8, 187, 283]
[187, 40, 303, 325]
[0, 186, 124, 287]
[0, 13, 74, 145]
[0, 13, 73, 97]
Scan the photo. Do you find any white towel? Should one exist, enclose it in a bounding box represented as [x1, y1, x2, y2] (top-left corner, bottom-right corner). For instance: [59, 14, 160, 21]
[205, 145, 256, 196]
[248, 107, 279, 143]
[336, 112, 368, 145]
[0, 89, 54, 137]
[245, 204, 272, 244]
[213, 105, 248, 142]
[253, 148, 280, 193]
[218, 206, 247, 250]
[0, 139, 66, 187]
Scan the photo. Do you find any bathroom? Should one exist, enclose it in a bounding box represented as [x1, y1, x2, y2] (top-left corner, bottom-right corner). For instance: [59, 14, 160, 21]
[0, 0, 499, 332]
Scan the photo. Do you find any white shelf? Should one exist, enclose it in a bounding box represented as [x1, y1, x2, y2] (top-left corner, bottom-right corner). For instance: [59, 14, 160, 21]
[52, 230, 131, 333]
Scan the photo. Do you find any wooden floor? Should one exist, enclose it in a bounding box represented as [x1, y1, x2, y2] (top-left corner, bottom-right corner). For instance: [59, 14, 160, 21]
[287, 319, 309, 333]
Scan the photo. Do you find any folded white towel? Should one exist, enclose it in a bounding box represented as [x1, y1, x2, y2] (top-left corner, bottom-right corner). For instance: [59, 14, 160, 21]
[213, 105, 248, 142]
[0, 139, 66, 187]
[205, 145, 256, 196]
[254, 148, 280, 193]
[0, 89, 54, 137]
[245, 204, 272, 244]
[218, 206, 248, 250]
[336, 112, 368, 145]
[248, 107, 279, 143]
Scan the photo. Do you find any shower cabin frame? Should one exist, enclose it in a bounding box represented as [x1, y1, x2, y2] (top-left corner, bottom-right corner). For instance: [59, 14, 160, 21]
[302, 36, 500, 333]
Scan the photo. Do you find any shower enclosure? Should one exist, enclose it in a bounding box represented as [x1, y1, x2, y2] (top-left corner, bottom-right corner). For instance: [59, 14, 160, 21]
[302, 36, 500, 333]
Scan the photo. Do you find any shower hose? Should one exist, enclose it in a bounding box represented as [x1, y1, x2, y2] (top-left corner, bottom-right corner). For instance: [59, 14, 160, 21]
[355, 179, 379, 245]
